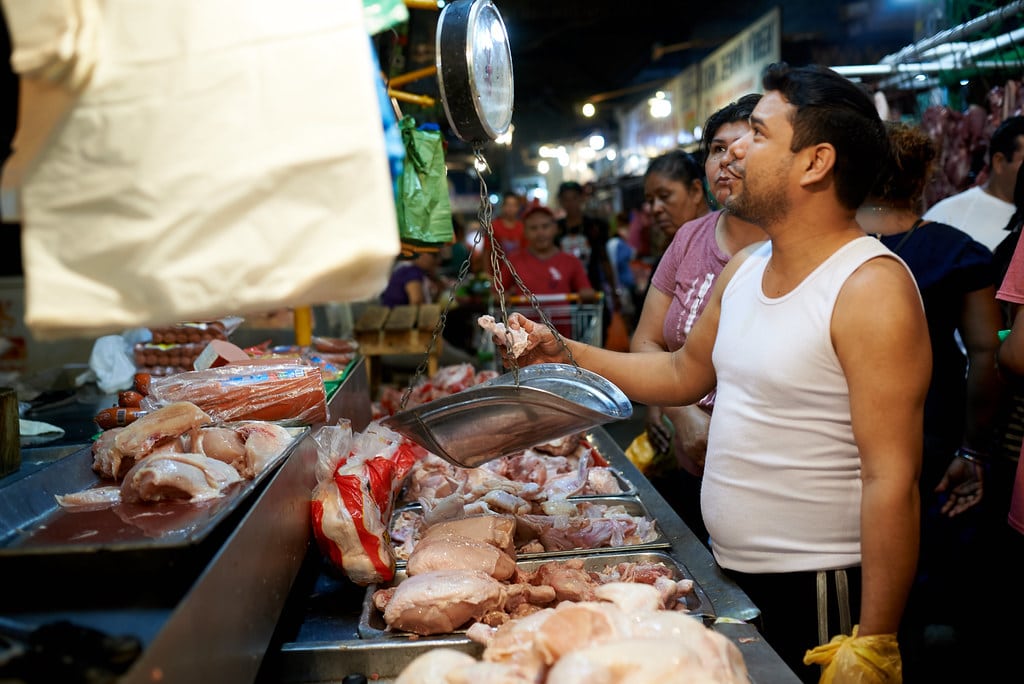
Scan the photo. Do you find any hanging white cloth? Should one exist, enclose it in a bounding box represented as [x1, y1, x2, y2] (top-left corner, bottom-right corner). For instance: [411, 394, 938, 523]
[1, 0, 400, 339]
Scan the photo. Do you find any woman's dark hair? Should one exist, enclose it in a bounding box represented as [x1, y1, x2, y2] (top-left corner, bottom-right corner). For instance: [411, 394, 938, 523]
[762, 62, 889, 210]
[700, 93, 762, 161]
[869, 121, 937, 211]
[643, 149, 704, 186]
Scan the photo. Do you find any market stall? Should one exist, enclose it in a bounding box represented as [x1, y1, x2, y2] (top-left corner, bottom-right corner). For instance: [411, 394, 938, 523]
[0, 356, 370, 683]
[257, 424, 799, 683]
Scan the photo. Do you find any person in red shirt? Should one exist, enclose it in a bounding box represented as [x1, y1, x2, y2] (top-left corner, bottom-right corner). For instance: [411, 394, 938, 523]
[472, 191, 527, 273]
[494, 205, 595, 337]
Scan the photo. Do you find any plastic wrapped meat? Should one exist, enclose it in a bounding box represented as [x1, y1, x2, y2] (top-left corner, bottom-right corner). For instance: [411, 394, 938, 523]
[311, 421, 425, 585]
[141, 363, 327, 425]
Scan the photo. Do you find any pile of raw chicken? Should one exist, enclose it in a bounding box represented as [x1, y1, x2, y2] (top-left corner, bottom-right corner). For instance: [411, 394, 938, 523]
[57, 400, 294, 508]
[393, 581, 749, 683]
[311, 364, 752, 683]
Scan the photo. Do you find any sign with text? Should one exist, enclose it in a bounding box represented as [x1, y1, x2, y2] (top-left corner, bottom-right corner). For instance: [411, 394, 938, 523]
[699, 7, 780, 125]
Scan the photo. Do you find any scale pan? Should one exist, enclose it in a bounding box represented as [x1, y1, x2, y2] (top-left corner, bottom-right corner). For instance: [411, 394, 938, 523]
[381, 363, 632, 468]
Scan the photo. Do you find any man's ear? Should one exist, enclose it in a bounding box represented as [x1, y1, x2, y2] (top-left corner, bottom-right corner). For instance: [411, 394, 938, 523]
[799, 143, 836, 187]
[991, 150, 1011, 172]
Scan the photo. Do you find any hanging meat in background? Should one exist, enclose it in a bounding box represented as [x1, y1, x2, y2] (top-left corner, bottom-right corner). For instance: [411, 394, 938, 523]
[921, 77, 1024, 210]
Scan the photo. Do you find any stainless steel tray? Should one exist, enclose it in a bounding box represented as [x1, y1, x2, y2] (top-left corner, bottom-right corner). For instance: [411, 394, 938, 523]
[0, 426, 306, 555]
[359, 549, 715, 639]
[381, 363, 632, 468]
[390, 495, 671, 564]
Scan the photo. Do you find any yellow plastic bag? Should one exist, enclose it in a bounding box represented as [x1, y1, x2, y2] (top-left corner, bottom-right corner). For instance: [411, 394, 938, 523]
[803, 625, 902, 684]
[624, 431, 656, 473]
[624, 430, 677, 476]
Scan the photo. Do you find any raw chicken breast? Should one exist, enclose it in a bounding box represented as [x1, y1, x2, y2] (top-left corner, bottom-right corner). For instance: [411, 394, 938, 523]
[394, 649, 476, 684]
[114, 402, 212, 459]
[93, 402, 212, 480]
[233, 421, 293, 478]
[55, 486, 123, 509]
[421, 515, 517, 558]
[120, 452, 242, 503]
[188, 426, 246, 473]
[381, 569, 508, 635]
[406, 534, 516, 581]
[546, 637, 745, 683]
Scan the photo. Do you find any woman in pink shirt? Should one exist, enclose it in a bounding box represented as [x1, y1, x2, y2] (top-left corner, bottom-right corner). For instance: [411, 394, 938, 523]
[630, 94, 767, 545]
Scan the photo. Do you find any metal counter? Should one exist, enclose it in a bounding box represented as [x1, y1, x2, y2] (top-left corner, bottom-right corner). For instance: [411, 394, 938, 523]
[0, 357, 373, 684]
[258, 423, 800, 683]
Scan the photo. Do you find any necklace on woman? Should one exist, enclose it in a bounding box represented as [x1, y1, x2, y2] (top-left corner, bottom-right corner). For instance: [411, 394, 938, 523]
[880, 218, 924, 255]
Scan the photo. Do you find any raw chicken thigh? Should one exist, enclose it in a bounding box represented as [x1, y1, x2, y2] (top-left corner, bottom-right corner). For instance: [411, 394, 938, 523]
[377, 569, 508, 635]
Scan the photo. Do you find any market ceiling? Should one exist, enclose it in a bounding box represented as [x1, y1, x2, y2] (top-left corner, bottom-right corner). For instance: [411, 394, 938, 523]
[481, 0, 918, 149]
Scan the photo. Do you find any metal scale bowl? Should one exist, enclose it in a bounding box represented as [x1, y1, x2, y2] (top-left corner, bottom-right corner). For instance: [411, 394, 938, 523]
[382, 363, 631, 468]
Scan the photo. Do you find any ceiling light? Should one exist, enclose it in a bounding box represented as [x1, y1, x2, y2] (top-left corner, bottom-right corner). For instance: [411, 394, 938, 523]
[582, 103, 596, 117]
[589, 134, 605, 150]
[648, 91, 671, 119]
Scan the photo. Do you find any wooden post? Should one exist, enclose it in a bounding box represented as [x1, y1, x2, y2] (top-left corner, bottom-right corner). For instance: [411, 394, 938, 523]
[0, 387, 20, 477]
[294, 306, 313, 347]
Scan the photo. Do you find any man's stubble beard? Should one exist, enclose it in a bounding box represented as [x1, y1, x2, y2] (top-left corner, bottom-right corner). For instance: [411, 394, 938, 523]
[723, 163, 790, 229]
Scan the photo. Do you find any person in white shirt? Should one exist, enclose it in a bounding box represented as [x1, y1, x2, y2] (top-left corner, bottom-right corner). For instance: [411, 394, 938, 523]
[499, 63, 929, 683]
[923, 115, 1024, 251]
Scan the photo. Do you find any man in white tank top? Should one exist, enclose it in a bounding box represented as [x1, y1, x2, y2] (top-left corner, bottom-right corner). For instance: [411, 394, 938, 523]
[505, 64, 929, 683]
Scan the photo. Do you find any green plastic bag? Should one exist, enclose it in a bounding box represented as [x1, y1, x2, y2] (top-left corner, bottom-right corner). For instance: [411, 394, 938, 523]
[362, 0, 408, 35]
[396, 117, 454, 249]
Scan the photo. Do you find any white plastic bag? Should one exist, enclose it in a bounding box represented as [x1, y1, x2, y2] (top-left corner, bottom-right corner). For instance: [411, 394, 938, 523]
[5, 0, 400, 339]
[88, 334, 136, 394]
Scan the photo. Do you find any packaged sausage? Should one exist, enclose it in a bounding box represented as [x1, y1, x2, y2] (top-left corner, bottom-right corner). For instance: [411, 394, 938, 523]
[141, 363, 328, 425]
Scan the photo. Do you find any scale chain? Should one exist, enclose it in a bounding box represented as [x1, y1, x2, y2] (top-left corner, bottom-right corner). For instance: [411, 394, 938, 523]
[399, 144, 581, 410]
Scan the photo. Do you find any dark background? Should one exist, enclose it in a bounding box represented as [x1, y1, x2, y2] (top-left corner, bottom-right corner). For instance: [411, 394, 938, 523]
[1, 1, 1017, 277]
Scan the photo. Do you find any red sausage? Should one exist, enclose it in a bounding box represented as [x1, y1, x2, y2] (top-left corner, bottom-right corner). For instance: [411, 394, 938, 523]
[94, 407, 147, 430]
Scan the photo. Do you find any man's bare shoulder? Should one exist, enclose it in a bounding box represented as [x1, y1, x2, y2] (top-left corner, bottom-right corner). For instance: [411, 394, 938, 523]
[834, 253, 923, 335]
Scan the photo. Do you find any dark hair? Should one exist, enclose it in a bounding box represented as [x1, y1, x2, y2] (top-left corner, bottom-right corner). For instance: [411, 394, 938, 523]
[762, 62, 888, 210]
[988, 115, 1024, 165]
[557, 181, 584, 197]
[643, 149, 704, 186]
[700, 93, 762, 161]
[869, 121, 937, 211]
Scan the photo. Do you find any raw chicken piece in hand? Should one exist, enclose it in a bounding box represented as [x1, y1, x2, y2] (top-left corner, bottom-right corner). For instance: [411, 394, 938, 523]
[477, 315, 529, 358]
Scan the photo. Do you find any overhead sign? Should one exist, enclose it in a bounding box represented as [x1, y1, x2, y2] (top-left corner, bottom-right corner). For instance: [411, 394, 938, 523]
[699, 7, 780, 125]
